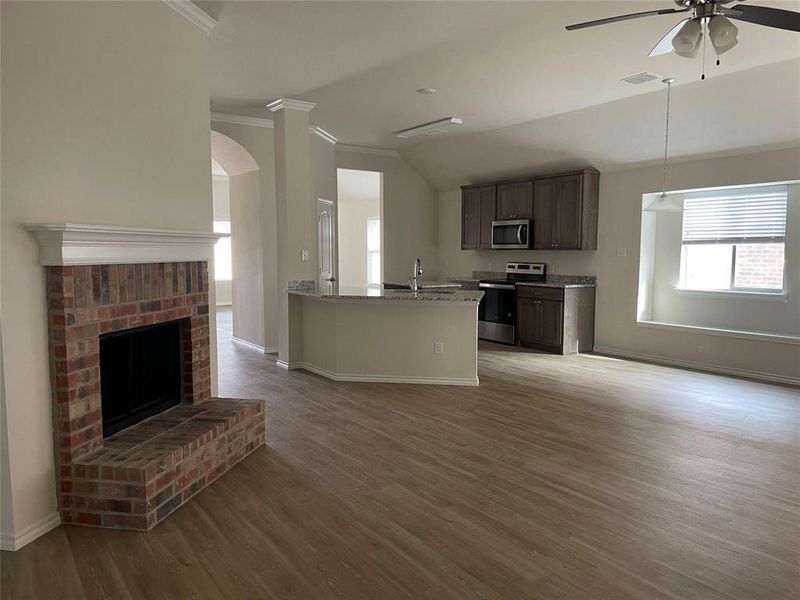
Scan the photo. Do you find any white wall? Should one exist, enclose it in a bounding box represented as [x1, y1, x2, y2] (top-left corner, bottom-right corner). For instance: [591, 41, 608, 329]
[211, 122, 277, 350]
[337, 169, 381, 288]
[212, 175, 231, 220]
[209, 123, 337, 351]
[228, 170, 265, 346]
[335, 150, 439, 283]
[0, 1, 212, 543]
[437, 147, 800, 384]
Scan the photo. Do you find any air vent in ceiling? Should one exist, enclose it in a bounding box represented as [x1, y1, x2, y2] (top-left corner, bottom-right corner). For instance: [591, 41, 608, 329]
[621, 72, 661, 85]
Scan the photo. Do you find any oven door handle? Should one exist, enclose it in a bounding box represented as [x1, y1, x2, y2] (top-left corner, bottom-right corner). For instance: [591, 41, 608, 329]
[479, 283, 516, 290]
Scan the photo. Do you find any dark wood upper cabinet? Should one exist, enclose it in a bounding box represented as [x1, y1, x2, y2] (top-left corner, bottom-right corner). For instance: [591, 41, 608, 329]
[496, 181, 533, 220]
[461, 188, 480, 249]
[478, 186, 497, 249]
[533, 170, 598, 250]
[462, 168, 598, 251]
[532, 178, 557, 250]
[461, 185, 496, 250]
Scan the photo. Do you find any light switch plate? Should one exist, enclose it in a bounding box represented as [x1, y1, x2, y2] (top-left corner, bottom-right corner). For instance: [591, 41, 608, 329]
[616, 246, 627, 257]
[434, 342, 444, 355]
[301, 249, 309, 261]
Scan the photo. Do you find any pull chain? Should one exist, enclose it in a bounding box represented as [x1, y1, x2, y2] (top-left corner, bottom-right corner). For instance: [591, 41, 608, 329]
[701, 19, 707, 80]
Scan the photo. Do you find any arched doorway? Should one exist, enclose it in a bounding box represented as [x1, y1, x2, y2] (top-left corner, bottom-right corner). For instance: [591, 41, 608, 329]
[210, 130, 265, 351]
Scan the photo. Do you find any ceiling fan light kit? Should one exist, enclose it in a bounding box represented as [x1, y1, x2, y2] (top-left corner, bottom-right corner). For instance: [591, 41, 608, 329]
[566, 0, 799, 77]
[672, 18, 704, 58]
[708, 16, 739, 54]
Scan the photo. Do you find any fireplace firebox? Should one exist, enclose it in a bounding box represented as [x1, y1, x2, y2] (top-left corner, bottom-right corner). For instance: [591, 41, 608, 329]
[40, 259, 265, 530]
[100, 320, 184, 437]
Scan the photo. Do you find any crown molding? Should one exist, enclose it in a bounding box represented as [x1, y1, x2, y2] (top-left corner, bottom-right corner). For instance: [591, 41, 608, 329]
[266, 98, 316, 113]
[23, 223, 227, 266]
[161, 0, 216, 33]
[211, 112, 274, 129]
[335, 144, 400, 158]
[309, 126, 337, 145]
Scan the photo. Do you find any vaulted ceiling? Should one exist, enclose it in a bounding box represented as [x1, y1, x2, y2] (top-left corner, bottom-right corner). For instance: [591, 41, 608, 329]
[206, 0, 800, 151]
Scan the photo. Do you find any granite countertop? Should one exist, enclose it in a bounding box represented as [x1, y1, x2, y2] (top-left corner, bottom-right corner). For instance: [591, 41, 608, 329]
[515, 281, 596, 289]
[288, 282, 483, 303]
[448, 272, 597, 289]
[383, 281, 463, 290]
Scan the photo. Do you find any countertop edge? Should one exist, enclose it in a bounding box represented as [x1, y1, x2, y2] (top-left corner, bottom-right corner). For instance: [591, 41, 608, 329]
[288, 290, 483, 303]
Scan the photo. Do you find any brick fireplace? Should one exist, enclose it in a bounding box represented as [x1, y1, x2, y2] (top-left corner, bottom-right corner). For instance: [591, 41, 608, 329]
[28, 225, 265, 531]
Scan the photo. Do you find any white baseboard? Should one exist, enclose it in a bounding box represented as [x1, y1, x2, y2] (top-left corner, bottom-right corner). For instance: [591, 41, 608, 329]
[231, 336, 266, 352]
[281, 360, 479, 386]
[0, 512, 61, 551]
[232, 337, 277, 354]
[592, 346, 800, 387]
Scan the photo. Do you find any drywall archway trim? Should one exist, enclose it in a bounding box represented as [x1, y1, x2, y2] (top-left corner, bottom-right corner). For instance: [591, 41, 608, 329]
[211, 130, 259, 176]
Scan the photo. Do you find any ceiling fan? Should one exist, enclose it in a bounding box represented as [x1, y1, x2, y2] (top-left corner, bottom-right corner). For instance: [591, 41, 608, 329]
[566, 0, 800, 60]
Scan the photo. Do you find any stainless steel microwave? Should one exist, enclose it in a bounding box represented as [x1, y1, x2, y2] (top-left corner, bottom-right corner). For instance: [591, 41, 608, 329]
[491, 219, 532, 249]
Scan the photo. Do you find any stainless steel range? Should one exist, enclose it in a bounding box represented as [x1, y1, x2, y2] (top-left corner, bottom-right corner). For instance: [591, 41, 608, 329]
[478, 262, 546, 344]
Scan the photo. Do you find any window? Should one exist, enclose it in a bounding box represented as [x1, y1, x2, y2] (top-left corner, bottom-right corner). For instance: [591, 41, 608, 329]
[366, 217, 381, 286]
[679, 185, 787, 293]
[213, 220, 232, 281]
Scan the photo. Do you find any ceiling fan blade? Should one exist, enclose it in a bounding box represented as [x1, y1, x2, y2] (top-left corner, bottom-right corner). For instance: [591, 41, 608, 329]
[566, 8, 690, 31]
[726, 4, 800, 32]
[649, 18, 691, 56]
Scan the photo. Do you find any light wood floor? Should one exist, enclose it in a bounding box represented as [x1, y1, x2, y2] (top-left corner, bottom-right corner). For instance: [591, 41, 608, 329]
[2, 313, 798, 599]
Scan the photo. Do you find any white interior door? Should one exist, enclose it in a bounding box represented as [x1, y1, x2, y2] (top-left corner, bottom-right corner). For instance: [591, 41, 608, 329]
[317, 198, 336, 285]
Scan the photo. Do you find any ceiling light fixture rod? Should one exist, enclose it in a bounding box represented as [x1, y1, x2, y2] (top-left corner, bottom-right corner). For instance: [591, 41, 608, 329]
[644, 77, 682, 212]
[661, 77, 675, 198]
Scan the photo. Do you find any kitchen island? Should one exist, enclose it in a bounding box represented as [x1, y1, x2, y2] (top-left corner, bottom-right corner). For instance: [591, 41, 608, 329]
[284, 283, 483, 386]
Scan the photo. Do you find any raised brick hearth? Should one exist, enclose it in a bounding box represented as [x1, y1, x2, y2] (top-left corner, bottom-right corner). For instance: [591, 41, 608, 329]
[45, 261, 266, 530]
[66, 399, 265, 529]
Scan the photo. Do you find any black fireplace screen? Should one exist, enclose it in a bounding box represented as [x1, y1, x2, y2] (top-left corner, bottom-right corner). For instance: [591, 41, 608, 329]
[100, 320, 184, 437]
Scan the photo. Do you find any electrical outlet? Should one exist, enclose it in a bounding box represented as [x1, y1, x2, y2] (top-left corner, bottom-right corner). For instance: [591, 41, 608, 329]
[696, 345, 709, 354]
[301, 249, 309, 261]
[616, 246, 628, 257]
[434, 342, 444, 355]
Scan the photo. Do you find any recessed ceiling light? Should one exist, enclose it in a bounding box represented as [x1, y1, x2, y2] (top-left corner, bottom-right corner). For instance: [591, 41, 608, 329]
[395, 117, 462, 139]
[416, 88, 437, 95]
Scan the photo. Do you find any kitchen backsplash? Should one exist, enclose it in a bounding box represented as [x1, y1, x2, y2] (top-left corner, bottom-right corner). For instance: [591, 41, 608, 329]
[470, 271, 597, 285]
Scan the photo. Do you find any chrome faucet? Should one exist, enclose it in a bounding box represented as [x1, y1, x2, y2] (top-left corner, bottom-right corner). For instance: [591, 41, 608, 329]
[409, 258, 423, 292]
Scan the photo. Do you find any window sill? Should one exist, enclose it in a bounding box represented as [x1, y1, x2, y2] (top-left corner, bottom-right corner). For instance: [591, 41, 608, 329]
[674, 288, 788, 302]
[636, 320, 800, 345]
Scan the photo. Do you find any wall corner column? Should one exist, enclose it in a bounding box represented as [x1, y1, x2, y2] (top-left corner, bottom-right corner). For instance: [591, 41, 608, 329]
[268, 98, 317, 363]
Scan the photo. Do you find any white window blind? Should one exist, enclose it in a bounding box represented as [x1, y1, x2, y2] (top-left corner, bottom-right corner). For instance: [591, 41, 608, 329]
[682, 184, 788, 244]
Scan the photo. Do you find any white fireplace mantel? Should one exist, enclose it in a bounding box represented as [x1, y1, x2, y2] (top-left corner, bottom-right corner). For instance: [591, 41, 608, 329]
[23, 223, 227, 266]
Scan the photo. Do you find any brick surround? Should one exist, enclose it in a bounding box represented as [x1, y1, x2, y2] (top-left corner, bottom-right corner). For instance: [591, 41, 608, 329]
[45, 261, 266, 530]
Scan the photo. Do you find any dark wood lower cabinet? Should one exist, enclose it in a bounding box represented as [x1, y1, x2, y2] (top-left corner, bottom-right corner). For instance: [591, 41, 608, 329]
[517, 286, 595, 354]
